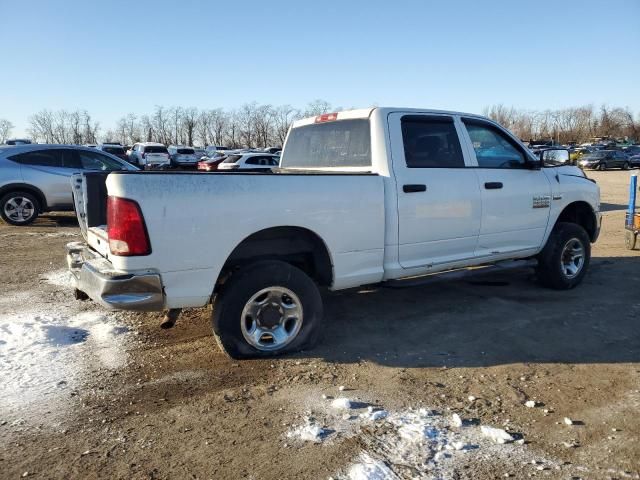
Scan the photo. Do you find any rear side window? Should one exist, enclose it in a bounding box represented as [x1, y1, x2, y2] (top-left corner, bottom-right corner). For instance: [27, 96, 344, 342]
[463, 120, 526, 168]
[281, 119, 371, 168]
[223, 154, 243, 164]
[144, 146, 168, 154]
[401, 116, 464, 168]
[9, 149, 64, 167]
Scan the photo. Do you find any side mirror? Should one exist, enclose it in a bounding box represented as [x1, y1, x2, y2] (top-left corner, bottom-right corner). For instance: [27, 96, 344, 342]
[541, 149, 570, 167]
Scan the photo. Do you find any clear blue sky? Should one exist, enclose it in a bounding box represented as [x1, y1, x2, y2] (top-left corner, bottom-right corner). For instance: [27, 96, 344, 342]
[1, 0, 639, 136]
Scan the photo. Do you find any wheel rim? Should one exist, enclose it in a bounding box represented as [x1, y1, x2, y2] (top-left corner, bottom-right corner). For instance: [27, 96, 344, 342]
[4, 196, 35, 223]
[240, 286, 303, 351]
[560, 238, 585, 279]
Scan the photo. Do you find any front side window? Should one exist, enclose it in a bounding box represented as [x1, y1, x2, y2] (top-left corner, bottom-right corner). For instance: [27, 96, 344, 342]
[464, 121, 527, 168]
[281, 119, 371, 168]
[401, 116, 464, 168]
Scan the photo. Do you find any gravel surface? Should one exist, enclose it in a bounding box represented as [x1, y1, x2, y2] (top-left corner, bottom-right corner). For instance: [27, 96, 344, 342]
[0, 170, 639, 479]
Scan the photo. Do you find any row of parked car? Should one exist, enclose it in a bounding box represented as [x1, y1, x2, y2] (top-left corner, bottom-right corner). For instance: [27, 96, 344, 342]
[95, 142, 283, 171]
[529, 143, 640, 171]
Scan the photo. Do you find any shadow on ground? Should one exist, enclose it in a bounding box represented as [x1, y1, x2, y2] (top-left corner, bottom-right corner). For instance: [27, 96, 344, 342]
[285, 255, 640, 368]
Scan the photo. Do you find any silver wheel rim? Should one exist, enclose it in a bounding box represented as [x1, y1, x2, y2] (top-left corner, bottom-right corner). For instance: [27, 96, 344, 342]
[240, 286, 303, 351]
[4, 196, 35, 223]
[561, 238, 585, 279]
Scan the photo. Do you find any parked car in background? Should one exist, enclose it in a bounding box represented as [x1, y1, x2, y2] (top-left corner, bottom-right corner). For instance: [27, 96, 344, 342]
[569, 146, 595, 163]
[98, 143, 129, 162]
[197, 152, 227, 171]
[0, 144, 137, 225]
[128, 142, 170, 169]
[5, 138, 32, 146]
[217, 152, 279, 171]
[168, 145, 199, 168]
[579, 150, 630, 170]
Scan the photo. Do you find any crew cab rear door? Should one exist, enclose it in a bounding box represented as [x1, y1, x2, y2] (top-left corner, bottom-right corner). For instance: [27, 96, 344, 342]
[459, 118, 551, 257]
[388, 112, 482, 269]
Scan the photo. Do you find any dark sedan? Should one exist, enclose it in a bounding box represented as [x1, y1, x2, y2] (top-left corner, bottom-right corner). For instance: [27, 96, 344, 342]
[578, 150, 630, 171]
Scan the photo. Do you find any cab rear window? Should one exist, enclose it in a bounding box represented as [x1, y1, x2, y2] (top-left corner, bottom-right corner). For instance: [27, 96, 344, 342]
[281, 119, 371, 168]
[145, 146, 168, 154]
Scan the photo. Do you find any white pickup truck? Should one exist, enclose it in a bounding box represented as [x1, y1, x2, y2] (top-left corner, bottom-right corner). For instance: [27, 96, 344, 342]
[67, 107, 601, 358]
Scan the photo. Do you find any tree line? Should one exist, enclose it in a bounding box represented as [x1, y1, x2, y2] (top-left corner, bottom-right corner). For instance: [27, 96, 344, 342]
[483, 104, 639, 144]
[1, 102, 637, 147]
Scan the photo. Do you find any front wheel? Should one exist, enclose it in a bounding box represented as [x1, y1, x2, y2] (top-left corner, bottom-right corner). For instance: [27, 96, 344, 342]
[536, 222, 591, 290]
[0, 191, 40, 226]
[623, 161, 630, 170]
[598, 163, 607, 171]
[211, 260, 323, 359]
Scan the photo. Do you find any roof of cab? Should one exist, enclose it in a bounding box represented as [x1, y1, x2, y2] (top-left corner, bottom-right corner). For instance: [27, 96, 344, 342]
[291, 107, 488, 128]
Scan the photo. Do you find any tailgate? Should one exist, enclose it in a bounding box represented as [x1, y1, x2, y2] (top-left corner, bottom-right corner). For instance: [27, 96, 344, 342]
[71, 172, 110, 241]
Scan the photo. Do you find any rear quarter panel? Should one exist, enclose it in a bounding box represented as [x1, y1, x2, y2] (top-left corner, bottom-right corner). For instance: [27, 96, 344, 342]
[105, 172, 386, 308]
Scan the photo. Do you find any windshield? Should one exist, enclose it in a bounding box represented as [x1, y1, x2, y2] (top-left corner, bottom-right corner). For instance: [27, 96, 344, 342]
[145, 146, 168, 154]
[280, 119, 371, 168]
[104, 146, 125, 154]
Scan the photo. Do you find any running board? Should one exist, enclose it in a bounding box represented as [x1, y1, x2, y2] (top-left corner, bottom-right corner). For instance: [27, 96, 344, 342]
[382, 259, 538, 289]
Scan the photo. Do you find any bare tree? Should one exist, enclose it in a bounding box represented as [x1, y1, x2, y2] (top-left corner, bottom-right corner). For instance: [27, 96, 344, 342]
[181, 107, 198, 146]
[273, 105, 298, 146]
[0, 119, 14, 142]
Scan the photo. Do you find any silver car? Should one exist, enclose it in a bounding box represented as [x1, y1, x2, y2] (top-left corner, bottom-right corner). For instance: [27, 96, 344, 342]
[0, 144, 137, 226]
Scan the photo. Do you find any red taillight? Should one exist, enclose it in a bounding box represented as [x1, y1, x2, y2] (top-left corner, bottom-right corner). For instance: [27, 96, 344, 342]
[315, 112, 338, 123]
[107, 196, 151, 256]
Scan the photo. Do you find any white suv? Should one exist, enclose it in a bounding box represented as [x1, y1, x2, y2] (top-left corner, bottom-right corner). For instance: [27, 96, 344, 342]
[168, 145, 199, 168]
[128, 143, 170, 168]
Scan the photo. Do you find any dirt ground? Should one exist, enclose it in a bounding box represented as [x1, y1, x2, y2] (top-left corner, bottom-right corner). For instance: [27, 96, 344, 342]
[1, 170, 639, 480]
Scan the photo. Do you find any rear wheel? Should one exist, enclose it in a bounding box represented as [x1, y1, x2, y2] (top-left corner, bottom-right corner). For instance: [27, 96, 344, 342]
[536, 222, 590, 290]
[211, 260, 323, 359]
[598, 163, 607, 171]
[623, 161, 630, 170]
[625, 230, 637, 250]
[0, 191, 39, 226]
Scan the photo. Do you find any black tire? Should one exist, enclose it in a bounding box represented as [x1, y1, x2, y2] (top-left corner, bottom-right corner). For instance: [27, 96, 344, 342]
[536, 222, 591, 290]
[0, 191, 40, 226]
[211, 260, 323, 359]
[625, 230, 637, 250]
[623, 161, 630, 171]
[598, 162, 607, 171]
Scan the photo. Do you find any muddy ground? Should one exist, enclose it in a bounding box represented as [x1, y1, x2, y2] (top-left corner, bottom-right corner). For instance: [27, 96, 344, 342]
[0, 170, 639, 480]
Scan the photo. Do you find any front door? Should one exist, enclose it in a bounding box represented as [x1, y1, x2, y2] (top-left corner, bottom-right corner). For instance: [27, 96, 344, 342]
[389, 112, 482, 269]
[460, 118, 551, 257]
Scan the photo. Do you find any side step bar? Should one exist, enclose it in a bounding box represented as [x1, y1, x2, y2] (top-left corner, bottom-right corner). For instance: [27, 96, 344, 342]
[383, 259, 537, 289]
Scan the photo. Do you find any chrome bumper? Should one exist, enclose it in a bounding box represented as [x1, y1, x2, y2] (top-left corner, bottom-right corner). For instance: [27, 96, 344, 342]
[66, 242, 164, 311]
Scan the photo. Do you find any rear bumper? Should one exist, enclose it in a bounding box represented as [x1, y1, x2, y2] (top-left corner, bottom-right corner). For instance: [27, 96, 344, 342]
[66, 242, 164, 311]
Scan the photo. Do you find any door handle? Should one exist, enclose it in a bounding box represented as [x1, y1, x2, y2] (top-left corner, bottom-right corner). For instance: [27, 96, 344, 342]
[484, 182, 503, 189]
[403, 184, 427, 193]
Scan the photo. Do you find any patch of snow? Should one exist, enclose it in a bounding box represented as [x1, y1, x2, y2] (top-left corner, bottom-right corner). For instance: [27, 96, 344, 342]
[525, 400, 536, 408]
[287, 423, 327, 443]
[332, 398, 353, 409]
[451, 413, 463, 428]
[359, 408, 388, 421]
[564, 417, 574, 425]
[0, 308, 129, 422]
[480, 425, 515, 444]
[347, 452, 397, 480]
